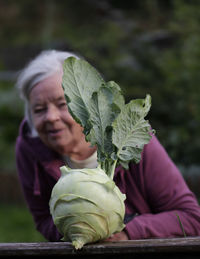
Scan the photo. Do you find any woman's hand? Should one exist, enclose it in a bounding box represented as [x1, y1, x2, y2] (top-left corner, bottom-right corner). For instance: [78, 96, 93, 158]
[105, 230, 129, 241]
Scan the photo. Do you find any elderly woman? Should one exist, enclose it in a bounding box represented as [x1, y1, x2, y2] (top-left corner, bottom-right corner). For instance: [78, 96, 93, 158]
[15, 50, 200, 242]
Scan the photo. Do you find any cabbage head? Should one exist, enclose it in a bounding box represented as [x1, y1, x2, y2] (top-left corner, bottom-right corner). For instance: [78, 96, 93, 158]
[49, 166, 126, 249]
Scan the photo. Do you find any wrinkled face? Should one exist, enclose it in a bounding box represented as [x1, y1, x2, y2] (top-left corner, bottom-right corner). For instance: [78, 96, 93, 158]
[29, 72, 87, 156]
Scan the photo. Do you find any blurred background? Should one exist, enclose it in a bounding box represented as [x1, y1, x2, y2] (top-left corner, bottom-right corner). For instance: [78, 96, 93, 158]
[0, 0, 200, 242]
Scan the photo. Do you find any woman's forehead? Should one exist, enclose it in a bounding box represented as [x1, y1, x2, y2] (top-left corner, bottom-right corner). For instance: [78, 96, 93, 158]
[29, 74, 65, 104]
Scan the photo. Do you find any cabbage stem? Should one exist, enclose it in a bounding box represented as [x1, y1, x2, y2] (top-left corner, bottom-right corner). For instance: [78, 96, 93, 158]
[109, 160, 117, 180]
[100, 159, 117, 180]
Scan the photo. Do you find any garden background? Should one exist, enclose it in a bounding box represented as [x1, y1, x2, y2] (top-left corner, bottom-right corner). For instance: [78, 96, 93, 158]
[0, 0, 200, 242]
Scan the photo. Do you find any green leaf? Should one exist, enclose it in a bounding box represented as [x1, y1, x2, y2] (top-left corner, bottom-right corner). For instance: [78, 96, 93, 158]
[62, 57, 154, 177]
[87, 86, 120, 159]
[112, 94, 153, 167]
[106, 81, 125, 110]
[85, 85, 123, 175]
[62, 57, 105, 135]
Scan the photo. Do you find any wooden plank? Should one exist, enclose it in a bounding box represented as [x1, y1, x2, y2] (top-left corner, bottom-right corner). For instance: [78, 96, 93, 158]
[0, 237, 200, 257]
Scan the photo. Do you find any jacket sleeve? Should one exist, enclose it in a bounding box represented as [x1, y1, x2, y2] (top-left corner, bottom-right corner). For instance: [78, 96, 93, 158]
[15, 137, 62, 242]
[125, 136, 200, 239]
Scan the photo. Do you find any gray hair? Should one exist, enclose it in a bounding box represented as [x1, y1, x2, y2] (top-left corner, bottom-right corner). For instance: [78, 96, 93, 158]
[16, 49, 80, 136]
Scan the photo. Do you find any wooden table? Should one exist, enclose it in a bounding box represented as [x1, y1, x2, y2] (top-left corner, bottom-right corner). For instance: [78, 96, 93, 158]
[0, 237, 200, 258]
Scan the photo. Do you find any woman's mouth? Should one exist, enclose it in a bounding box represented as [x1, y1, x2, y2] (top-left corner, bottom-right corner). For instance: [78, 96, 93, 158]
[47, 128, 64, 137]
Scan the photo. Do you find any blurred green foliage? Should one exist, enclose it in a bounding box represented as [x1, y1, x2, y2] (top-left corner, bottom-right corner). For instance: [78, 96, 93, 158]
[0, 204, 46, 242]
[0, 81, 23, 172]
[1, 0, 200, 173]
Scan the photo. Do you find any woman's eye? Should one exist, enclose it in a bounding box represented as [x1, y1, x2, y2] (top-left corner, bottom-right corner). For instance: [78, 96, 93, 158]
[59, 102, 67, 108]
[34, 107, 45, 114]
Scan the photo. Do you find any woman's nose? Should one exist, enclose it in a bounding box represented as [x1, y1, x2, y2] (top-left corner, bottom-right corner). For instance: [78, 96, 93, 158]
[45, 105, 60, 122]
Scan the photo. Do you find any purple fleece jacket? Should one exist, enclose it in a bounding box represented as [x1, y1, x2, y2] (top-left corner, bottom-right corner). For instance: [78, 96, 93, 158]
[15, 120, 200, 241]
